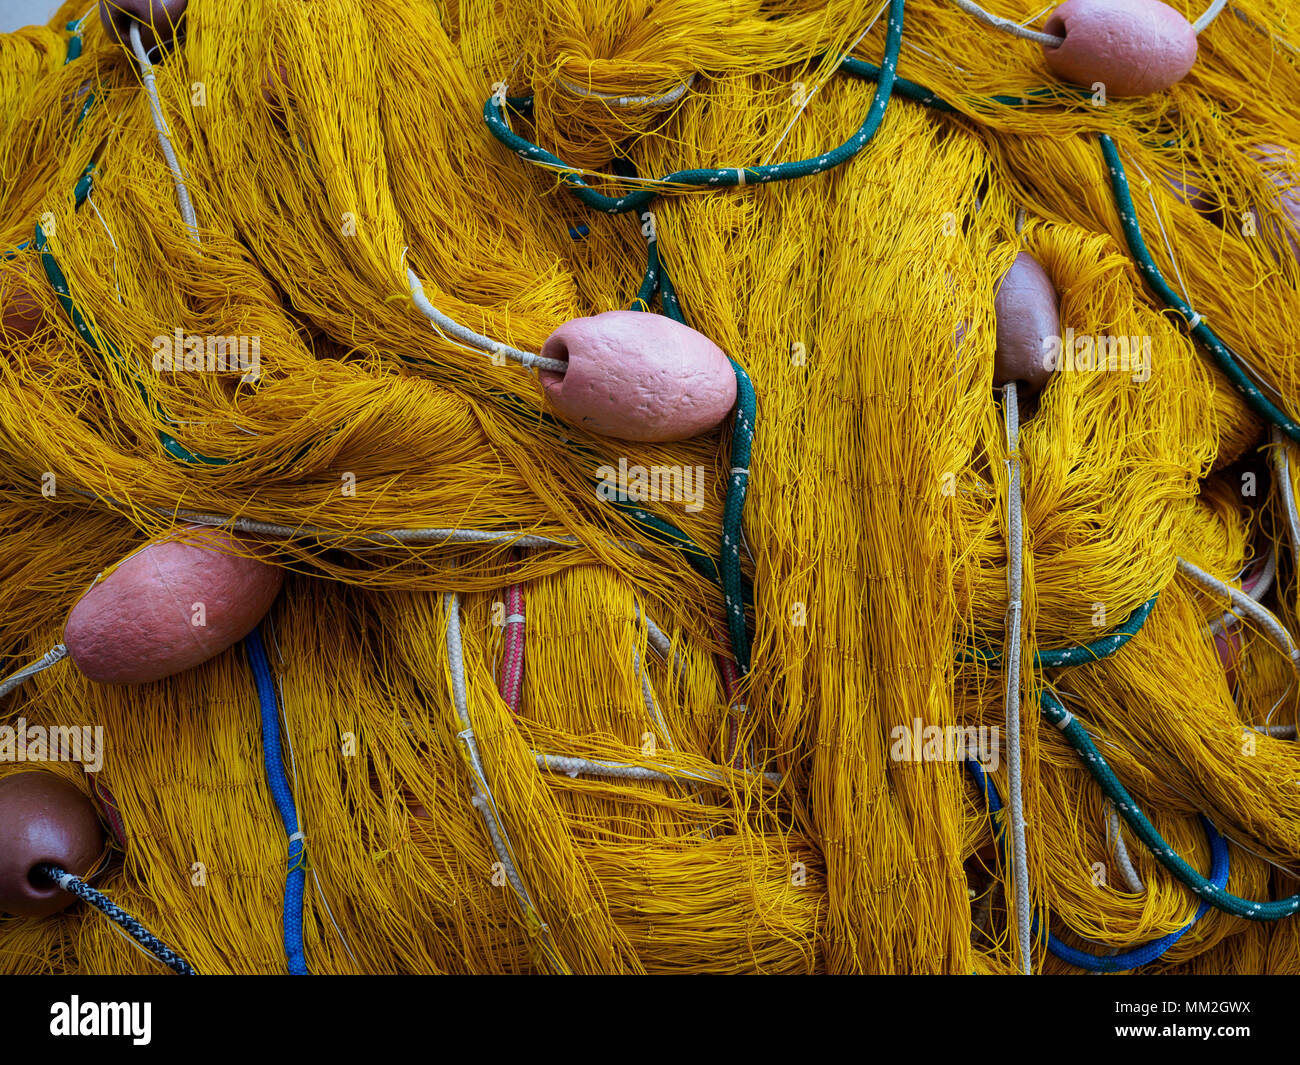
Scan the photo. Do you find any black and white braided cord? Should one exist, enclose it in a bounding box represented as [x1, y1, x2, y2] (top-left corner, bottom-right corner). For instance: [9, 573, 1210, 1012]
[38, 864, 198, 976]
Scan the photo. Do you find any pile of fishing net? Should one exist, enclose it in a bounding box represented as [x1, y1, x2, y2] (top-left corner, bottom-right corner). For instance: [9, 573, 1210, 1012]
[1, 0, 1299, 974]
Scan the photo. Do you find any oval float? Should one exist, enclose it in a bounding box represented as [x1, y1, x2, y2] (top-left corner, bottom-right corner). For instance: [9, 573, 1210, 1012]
[64, 525, 283, 684]
[539, 310, 737, 442]
[1042, 0, 1197, 97]
[993, 252, 1060, 393]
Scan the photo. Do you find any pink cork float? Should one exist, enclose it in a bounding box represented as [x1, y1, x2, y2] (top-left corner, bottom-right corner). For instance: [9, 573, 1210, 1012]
[1042, 0, 1198, 97]
[539, 310, 737, 442]
[64, 525, 284, 685]
[992, 251, 1061, 393]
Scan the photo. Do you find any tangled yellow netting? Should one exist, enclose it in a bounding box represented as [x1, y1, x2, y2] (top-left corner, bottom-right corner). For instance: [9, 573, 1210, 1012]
[1, 0, 1300, 974]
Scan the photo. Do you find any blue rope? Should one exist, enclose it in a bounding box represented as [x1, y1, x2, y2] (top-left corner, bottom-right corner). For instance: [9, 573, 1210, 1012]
[965, 759, 1229, 972]
[39, 863, 197, 975]
[245, 625, 309, 975]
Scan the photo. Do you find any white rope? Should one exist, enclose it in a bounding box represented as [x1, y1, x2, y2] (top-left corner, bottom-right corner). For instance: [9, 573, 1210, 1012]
[0, 644, 68, 699]
[533, 751, 783, 787]
[1208, 542, 1275, 637]
[1107, 804, 1146, 894]
[1275, 427, 1300, 564]
[1180, 556, 1300, 663]
[405, 267, 567, 374]
[633, 647, 676, 751]
[444, 592, 558, 959]
[946, 0, 1063, 46]
[66, 485, 653, 555]
[556, 74, 695, 108]
[1179, 558, 1300, 702]
[1001, 381, 1032, 975]
[129, 24, 199, 244]
[635, 603, 686, 688]
[1193, 0, 1230, 34]
[948, 0, 1226, 46]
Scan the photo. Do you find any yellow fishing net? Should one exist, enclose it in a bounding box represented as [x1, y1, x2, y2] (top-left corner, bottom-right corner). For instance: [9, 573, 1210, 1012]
[1, 0, 1299, 974]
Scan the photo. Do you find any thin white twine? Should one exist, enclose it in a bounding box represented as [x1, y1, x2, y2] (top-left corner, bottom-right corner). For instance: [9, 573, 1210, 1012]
[902, 37, 968, 75]
[760, 1, 889, 166]
[556, 74, 695, 108]
[444, 592, 557, 958]
[405, 267, 566, 374]
[1231, 5, 1300, 56]
[85, 192, 123, 304]
[1001, 380, 1032, 976]
[0, 644, 68, 699]
[129, 23, 199, 244]
[948, 0, 1226, 45]
[1129, 154, 1197, 317]
[1129, 152, 1292, 410]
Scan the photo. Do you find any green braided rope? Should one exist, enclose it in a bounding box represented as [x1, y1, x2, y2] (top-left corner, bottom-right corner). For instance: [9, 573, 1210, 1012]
[64, 15, 88, 63]
[33, 214, 227, 467]
[482, 5, 920, 674]
[825, 57, 1300, 445]
[656, 253, 685, 323]
[482, 0, 905, 215]
[633, 232, 660, 310]
[656, 264, 756, 672]
[11, 66, 229, 467]
[493, 391, 748, 600]
[720, 361, 756, 672]
[1042, 689, 1300, 921]
[956, 595, 1158, 667]
[1098, 133, 1300, 444]
[838, 56, 1085, 112]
